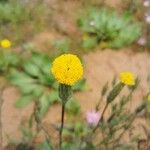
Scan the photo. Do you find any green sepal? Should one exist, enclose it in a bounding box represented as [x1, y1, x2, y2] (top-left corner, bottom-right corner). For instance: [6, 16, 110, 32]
[107, 82, 124, 103]
[59, 84, 72, 104]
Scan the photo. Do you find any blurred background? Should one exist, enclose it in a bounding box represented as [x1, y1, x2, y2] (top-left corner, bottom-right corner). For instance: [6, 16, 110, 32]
[0, 0, 150, 149]
[0, 0, 149, 51]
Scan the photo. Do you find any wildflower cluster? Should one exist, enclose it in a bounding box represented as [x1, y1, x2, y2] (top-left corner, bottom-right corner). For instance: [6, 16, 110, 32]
[2, 51, 148, 150]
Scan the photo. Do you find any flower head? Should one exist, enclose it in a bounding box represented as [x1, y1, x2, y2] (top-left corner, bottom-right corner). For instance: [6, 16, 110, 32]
[147, 94, 150, 102]
[51, 54, 83, 86]
[119, 72, 135, 86]
[1, 39, 11, 48]
[143, 0, 150, 7]
[145, 14, 150, 24]
[86, 110, 101, 127]
[137, 37, 146, 46]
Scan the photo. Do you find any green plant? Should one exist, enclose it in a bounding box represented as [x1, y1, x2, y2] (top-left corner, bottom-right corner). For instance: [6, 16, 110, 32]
[56, 75, 146, 150]
[37, 140, 54, 150]
[9, 51, 86, 118]
[7, 56, 148, 150]
[78, 8, 141, 49]
[0, 0, 46, 43]
[0, 46, 21, 149]
[7, 52, 86, 150]
[5, 52, 149, 150]
[0, 49, 20, 74]
[52, 38, 71, 54]
[66, 98, 81, 115]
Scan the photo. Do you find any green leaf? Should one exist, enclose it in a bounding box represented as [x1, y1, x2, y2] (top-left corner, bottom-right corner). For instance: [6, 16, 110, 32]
[66, 98, 80, 115]
[62, 142, 78, 150]
[31, 52, 50, 72]
[38, 91, 59, 118]
[20, 127, 33, 142]
[9, 70, 35, 85]
[38, 73, 55, 86]
[23, 61, 40, 77]
[72, 79, 86, 91]
[39, 94, 51, 118]
[19, 83, 44, 97]
[109, 118, 119, 127]
[82, 36, 98, 49]
[30, 51, 55, 85]
[107, 83, 124, 103]
[15, 95, 34, 108]
[78, 8, 141, 49]
[48, 91, 59, 103]
[53, 38, 70, 53]
[37, 140, 54, 150]
[51, 82, 59, 90]
[101, 82, 108, 96]
[85, 142, 95, 150]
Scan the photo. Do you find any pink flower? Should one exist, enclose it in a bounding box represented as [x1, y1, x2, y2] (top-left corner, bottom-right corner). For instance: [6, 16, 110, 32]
[86, 110, 101, 127]
[145, 14, 150, 23]
[137, 37, 146, 45]
[143, 0, 150, 7]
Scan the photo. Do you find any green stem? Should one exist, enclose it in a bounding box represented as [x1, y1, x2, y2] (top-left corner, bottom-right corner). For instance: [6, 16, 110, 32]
[95, 96, 103, 111]
[108, 114, 136, 146]
[59, 104, 65, 150]
[34, 102, 52, 149]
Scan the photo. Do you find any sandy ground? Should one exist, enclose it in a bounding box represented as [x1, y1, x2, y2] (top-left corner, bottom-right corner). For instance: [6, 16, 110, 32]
[1, 49, 150, 147]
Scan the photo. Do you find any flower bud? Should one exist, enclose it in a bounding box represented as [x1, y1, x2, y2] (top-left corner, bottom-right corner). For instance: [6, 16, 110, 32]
[59, 84, 72, 104]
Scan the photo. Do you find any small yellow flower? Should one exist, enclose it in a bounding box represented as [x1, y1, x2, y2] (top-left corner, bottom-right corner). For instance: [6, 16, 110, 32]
[51, 54, 83, 86]
[147, 94, 150, 102]
[119, 72, 135, 86]
[1, 39, 11, 48]
[83, 33, 90, 40]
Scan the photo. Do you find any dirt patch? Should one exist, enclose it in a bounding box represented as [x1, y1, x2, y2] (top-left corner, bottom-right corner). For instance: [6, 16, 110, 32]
[2, 87, 33, 145]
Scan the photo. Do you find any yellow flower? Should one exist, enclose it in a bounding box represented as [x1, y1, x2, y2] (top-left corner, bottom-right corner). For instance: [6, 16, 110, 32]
[83, 33, 90, 40]
[1, 39, 11, 48]
[119, 72, 135, 86]
[51, 54, 83, 85]
[147, 94, 150, 102]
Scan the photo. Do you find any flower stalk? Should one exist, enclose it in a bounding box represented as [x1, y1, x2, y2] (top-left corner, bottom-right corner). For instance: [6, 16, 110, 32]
[51, 54, 83, 149]
[59, 84, 72, 150]
[93, 82, 125, 133]
[59, 103, 65, 149]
